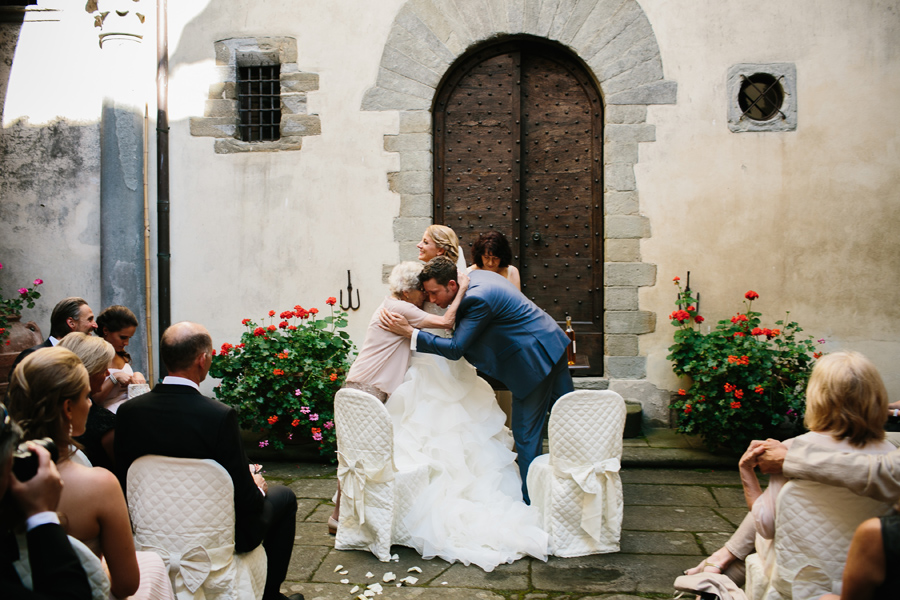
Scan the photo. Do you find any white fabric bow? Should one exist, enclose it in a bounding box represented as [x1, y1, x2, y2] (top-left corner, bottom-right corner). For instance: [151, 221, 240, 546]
[142, 543, 234, 593]
[553, 456, 620, 542]
[336, 450, 394, 527]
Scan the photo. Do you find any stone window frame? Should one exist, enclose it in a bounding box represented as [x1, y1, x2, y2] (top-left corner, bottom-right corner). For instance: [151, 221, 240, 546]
[189, 37, 321, 154]
[727, 63, 797, 133]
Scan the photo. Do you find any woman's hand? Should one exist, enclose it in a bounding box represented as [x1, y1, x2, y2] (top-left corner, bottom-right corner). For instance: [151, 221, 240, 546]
[456, 270, 469, 293]
[379, 308, 413, 338]
[130, 371, 147, 385]
[739, 443, 764, 471]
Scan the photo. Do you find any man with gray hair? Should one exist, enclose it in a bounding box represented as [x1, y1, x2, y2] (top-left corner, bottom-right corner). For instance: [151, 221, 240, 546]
[0, 403, 92, 598]
[8, 297, 97, 380]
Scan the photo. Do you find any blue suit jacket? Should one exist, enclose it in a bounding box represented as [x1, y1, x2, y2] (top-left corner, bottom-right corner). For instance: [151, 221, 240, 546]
[416, 270, 570, 398]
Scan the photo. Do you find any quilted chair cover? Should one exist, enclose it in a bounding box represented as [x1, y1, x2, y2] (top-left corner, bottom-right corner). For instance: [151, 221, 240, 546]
[526, 390, 626, 557]
[14, 532, 111, 600]
[333, 388, 428, 561]
[744, 479, 890, 600]
[127, 456, 267, 600]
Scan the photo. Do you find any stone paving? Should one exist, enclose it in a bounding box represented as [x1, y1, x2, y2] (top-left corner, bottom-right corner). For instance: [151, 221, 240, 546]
[263, 429, 752, 600]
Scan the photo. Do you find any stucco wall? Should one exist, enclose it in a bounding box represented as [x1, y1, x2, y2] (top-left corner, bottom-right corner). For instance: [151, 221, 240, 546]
[637, 0, 900, 399]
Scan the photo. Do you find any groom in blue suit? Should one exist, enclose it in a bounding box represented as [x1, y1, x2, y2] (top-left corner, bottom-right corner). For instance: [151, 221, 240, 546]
[383, 256, 573, 502]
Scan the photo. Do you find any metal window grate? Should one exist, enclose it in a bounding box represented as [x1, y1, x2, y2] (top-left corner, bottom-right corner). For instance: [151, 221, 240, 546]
[238, 65, 281, 142]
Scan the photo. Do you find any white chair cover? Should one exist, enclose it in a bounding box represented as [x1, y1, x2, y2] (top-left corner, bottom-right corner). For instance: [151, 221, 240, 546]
[127, 455, 267, 600]
[14, 532, 111, 600]
[333, 387, 429, 561]
[526, 390, 626, 557]
[744, 479, 890, 600]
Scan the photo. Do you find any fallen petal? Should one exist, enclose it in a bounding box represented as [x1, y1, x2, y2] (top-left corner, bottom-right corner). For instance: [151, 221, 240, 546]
[340, 579, 349, 584]
[382, 572, 396, 583]
[407, 566, 422, 573]
[334, 565, 344, 573]
[365, 572, 374, 578]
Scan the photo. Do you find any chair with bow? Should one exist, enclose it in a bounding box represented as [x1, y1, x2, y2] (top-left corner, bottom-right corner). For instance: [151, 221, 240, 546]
[333, 387, 429, 561]
[126, 455, 267, 599]
[526, 390, 626, 557]
[744, 479, 890, 600]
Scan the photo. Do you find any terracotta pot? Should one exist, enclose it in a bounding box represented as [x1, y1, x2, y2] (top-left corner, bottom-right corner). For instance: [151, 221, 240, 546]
[0, 314, 43, 396]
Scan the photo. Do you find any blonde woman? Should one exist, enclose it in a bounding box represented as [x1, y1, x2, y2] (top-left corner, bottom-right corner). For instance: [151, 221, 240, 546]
[8, 348, 173, 600]
[60, 333, 118, 471]
[417, 224, 460, 264]
[687, 351, 894, 583]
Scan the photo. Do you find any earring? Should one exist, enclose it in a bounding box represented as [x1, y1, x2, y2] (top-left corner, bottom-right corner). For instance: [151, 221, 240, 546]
[68, 423, 73, 437]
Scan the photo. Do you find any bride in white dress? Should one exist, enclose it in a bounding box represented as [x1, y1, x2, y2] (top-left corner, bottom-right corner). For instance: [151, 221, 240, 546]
[385, 226, 548, 571]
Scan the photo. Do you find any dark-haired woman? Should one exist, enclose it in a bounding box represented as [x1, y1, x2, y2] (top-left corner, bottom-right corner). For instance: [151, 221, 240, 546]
[93, 306, 146, 413]
[468, 231, 520, 290]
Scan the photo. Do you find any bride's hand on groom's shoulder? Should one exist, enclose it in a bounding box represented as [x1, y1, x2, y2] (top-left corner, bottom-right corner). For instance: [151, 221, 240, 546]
[379, 308, 413, 338]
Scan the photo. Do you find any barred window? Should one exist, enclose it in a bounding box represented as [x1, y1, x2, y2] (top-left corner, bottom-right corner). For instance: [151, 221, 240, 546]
[238, 65, 281, 142]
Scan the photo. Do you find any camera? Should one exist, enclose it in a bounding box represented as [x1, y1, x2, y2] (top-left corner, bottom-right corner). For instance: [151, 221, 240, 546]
[12, 438, 58, 482]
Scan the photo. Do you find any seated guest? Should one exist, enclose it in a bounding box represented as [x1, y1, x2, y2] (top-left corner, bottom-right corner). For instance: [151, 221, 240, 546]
[468, 231, 521, 290]
[686, 351, 894, 583]
[0, 403, 93, 600]
[115, 322, 302, 600]
[8, 348, 173, 600]
[9, 297, 97, 380]
[59, 333, 116, 470]
[90, 306, 146, 413]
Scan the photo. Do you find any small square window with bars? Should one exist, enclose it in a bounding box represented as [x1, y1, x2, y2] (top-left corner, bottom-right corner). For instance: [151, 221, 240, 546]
[238, 65, 281, 142]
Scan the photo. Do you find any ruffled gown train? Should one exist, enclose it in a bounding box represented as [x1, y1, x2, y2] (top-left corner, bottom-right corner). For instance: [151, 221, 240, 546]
[386, 352, 548, 571]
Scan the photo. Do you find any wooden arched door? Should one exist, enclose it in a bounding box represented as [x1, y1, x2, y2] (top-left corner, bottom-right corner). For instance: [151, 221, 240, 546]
[434, 39, 604, 376]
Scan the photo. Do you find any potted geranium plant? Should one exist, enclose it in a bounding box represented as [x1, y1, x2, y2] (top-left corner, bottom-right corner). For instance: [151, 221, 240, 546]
[209, 297, 356, 460]
[0, 261, 43, 347]
[667, 276, 822, 453]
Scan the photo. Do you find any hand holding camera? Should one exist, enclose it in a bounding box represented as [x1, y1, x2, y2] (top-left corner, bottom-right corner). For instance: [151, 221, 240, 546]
[8, 440, 64, 518]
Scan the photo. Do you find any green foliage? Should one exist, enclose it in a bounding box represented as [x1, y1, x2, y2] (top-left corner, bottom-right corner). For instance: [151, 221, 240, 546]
[209, 299, 356, 460]
[666, 278, 822, 453]
[0, 262, 42, 346]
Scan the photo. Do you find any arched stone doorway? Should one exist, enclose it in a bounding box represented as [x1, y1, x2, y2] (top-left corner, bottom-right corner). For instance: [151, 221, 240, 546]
[362, 0, 678, 420]
[433, 39, 604, 374]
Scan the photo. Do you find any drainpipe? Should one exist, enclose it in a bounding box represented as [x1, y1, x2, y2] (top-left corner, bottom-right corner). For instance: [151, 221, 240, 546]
[156, 0, 170, 378]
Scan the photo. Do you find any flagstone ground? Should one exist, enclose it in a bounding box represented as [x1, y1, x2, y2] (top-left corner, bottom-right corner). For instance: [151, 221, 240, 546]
[265, 429, 755, 599]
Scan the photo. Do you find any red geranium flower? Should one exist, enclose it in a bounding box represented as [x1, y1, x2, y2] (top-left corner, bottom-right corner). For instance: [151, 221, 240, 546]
[273, 368, 284, 376]
[292, 419, 300, 427]
[278, 320, 289, 329]
[253, 327, 266, 337]
[745, 290, 759, 300]
[267, 324, 277, 332]
[267, 415, 279, 424]
[755, 386, 764, 394]
[730, 401, 741, 409]
[242, 318, 251, 326]
[734, 389, 744, 399]
[268, 310, 276, 317]
[329, 373, 338, 382]
[309, 308, 319, 315]
[280, 311, 294, 320]
[673, 276, 680, 282]
[326, 297, 337, 306]
[694, 315, 705, 323]
[683, 405, 692, 414]
[751, 327, 764, 336]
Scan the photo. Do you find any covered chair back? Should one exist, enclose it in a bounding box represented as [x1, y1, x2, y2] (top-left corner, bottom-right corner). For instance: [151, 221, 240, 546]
[127, 455, 267, 599]
[333, 387, 397, 560]
[747, 478, 889, 600]
[526, 390, 626, 557]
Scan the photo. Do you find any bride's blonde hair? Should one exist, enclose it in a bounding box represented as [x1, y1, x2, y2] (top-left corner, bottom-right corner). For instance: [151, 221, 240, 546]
[425, 225, 459, 264]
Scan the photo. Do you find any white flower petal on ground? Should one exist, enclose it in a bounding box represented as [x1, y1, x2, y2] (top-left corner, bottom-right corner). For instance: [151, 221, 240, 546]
[334, 564, 343, 572]
[407, 566, 422, 573]
[382, 572, 395, 583]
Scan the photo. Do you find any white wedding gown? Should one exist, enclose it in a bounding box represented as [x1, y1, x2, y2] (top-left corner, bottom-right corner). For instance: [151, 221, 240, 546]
[385, 313, 549, 571]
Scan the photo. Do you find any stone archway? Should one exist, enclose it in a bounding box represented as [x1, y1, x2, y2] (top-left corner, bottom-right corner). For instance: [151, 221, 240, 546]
[362, 0, 676, 422]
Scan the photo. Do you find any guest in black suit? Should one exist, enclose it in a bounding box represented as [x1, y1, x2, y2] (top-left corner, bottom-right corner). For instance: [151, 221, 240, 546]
[9, 297, 98, 380]
[115, 321, 302, 600]
[0, 404, 92, 599]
